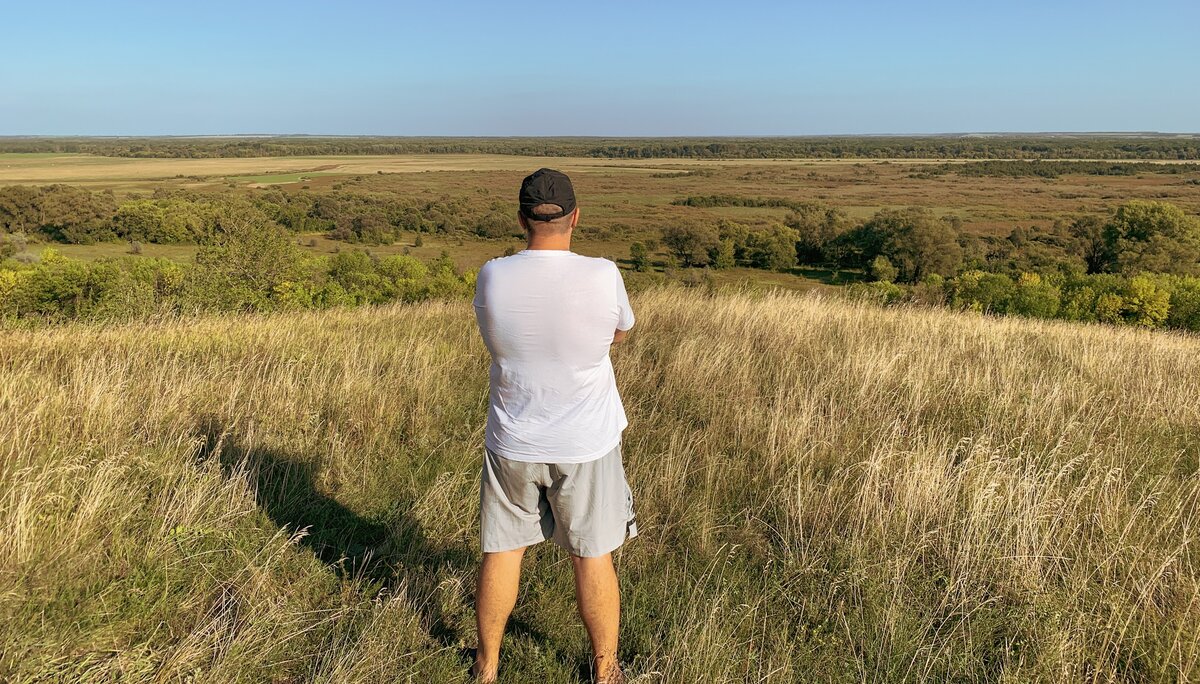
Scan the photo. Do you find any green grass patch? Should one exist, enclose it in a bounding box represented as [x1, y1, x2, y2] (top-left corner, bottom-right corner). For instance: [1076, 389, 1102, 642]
[227, 171, 342, 185]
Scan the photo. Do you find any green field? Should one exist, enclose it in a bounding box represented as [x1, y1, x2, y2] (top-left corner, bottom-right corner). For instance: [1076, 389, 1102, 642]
[226, 171, 341, 185]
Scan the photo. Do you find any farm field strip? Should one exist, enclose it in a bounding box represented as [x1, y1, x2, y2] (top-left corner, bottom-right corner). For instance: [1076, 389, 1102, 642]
[6, 153, 1200, 186]
[0, 154, 842, 184]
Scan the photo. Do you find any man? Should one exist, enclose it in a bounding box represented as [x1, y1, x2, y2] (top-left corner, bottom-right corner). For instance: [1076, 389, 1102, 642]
[471, 168, 637, 683]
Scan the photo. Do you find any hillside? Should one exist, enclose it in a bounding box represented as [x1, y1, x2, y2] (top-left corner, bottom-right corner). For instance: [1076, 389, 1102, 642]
[2, 288, 1198, 682]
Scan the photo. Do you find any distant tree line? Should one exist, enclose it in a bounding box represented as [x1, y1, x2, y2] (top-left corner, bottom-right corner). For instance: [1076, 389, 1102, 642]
[4, 135, 1200, 160]
[0, 185, 521, 246]
[0, 201, 474, 324]
[671, 195, 815, 211]
[923, 160, 1200, 179]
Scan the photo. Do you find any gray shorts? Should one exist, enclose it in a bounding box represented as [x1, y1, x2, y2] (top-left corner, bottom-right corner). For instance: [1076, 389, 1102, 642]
[480, 441, 638, 557]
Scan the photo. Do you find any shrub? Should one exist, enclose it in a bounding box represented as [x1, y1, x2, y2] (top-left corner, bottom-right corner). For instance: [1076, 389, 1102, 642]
[950, 270, 1016, 314]
[846, 280, 907, 305]
[1157, 275, 1200, 331]
[1121, 274, 1171, 327]
[630, 242, 651, 272]
[1009, 272, 1061, 318]
[868, 255, 898, 283]
[831, 208, 962, 282]
[185, 203, 306, 312]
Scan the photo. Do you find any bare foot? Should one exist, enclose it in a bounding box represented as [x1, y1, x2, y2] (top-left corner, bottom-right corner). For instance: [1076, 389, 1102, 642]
[593, 660, 626, 684]
[471, 660, 498, 683]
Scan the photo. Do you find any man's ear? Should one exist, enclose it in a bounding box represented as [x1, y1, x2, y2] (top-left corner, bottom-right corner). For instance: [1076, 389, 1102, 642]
[517, 211, 529, 231]
[569, 207, 581, 229]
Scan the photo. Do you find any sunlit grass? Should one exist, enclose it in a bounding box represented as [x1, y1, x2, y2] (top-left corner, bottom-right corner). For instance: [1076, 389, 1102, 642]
[2, 288, 1198, 681]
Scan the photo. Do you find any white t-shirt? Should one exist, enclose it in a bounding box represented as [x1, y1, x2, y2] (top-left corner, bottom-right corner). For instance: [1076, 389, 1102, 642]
[473, 249, 636, 463]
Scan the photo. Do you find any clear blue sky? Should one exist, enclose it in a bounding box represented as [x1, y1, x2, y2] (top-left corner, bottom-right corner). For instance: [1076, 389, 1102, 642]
[2, 0, 1197, 136]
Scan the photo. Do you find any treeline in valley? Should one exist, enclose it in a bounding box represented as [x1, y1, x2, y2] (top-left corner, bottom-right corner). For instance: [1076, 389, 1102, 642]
[4, 134, 1200, 160]
[0, 194, 474, 324]
[658, 196, 1200, 333]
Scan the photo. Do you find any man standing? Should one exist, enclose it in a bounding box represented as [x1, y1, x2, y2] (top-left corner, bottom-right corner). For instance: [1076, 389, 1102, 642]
[471, 168, 637, 683]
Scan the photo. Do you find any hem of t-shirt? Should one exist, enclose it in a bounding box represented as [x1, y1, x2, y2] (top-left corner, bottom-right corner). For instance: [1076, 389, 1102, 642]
[616, 320, 635, 332]
[485, 431, 624, 465]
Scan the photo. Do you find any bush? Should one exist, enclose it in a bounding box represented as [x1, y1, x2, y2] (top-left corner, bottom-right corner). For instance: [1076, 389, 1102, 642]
[0, 249, 184, 321]
[113, 198, 210, 243]
[1009, 272, 1061, 318]
[950, 271, 1016, 314]
[630, 242, 651, 272]
[868, 255, 897, 283]
[1121, 274, 1171, 327]
[1158, 275, 1200, 331]
[787, 204, 852, 263]
[846, 280, 907, 305]
[0, 233, 27, 258]
[0, 185, 118, 243]
[184, 203, 307, 312]
[473, 211, 515, 239]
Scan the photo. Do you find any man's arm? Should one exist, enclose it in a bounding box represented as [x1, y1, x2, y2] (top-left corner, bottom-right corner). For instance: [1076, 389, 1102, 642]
[613, 264, 635, 345]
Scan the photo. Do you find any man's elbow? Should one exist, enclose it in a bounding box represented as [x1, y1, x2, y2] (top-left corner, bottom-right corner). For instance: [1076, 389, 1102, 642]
[612, 328, 629, 345]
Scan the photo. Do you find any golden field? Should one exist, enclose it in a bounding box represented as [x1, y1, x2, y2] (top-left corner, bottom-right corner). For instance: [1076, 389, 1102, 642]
[2, 287, 1197, 682]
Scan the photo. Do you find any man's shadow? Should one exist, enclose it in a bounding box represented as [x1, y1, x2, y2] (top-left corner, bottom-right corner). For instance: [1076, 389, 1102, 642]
[192, 416, 474, 645]
[193, 416, 581, 677]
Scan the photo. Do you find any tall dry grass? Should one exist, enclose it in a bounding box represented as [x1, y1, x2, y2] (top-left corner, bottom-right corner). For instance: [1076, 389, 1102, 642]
[2, 287, 1198, 682]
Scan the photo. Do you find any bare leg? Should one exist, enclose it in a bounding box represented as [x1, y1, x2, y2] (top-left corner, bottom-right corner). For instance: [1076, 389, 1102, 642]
[473, 547, 526, 682]
[571, 552, 623, 682]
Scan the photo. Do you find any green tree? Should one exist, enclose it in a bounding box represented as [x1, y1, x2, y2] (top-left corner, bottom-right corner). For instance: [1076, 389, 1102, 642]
[869, 255, 898, 283]
[744, 224, 799, 272]
[829, 208, 962, 282]
[113, 201, 167, 243]
[661, 222, 719, 268]
[1068, 215, 1109, 274]
[950, 270, 1016, 314]
[473, 211, 513, 239]
[713, 238, 736, 269]
[1103, 201, 1200, 275]
[328, 250, 390, 304]
[630, 242, 651, 272]
[873, 208, 963, 283]
[1160, 275, 1200, 331]
[1121, 274, 1171, 326]
[1009, 272, 1061, 318]
[186, 203, 305, 311]
[787, 204, 853, 263]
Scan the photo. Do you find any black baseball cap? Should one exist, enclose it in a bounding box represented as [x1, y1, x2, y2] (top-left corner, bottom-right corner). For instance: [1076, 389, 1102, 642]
[518, 168, 577, 222]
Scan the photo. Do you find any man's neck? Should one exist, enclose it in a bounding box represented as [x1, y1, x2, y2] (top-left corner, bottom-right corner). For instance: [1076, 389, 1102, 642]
[525, 236, 572, 251]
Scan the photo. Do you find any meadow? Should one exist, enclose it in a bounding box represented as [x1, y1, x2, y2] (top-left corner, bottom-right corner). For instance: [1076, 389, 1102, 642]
[7, 150, 1200, 275]
[2, 287, 1198, 682]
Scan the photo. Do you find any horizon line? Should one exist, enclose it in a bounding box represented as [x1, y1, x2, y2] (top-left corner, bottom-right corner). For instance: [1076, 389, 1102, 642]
[3, 131, 1200, 140]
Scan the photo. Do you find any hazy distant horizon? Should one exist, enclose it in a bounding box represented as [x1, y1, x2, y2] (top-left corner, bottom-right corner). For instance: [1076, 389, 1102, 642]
[3, 132, 1199, 140]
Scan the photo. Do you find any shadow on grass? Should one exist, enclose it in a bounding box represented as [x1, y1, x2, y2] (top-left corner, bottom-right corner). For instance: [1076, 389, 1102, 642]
[193, 417, 469, 640]
[192, 416, 587, 679]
